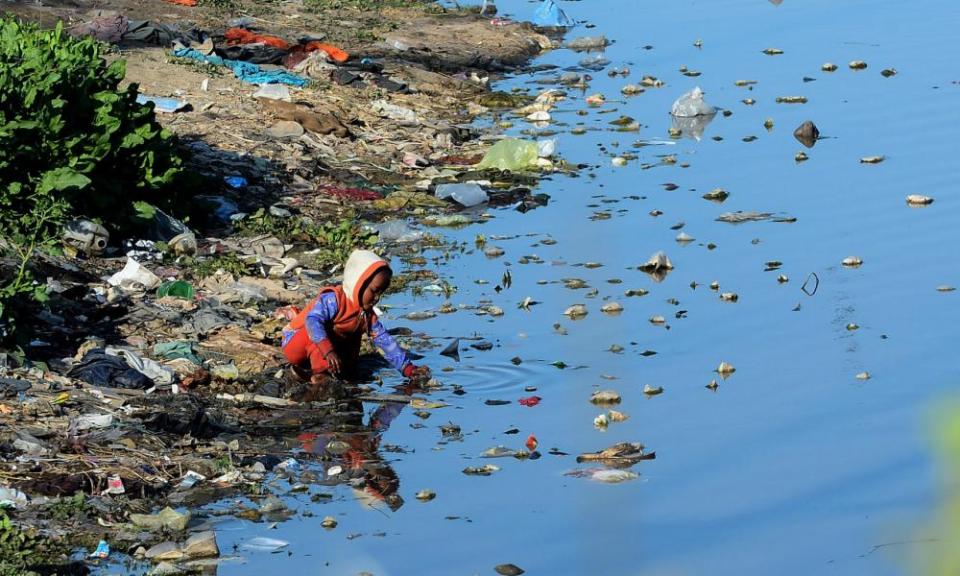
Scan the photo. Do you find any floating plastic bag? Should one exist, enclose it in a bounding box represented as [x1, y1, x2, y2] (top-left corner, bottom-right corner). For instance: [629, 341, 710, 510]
[537, 138, 557, 158]
[476, 139, 539, 171]
[435, 183, 489, 207]
[670, 86, 716, 117]
[241, 537, 289, 552]
[370, 220, 427, 243]
[533, 0, 574, 27]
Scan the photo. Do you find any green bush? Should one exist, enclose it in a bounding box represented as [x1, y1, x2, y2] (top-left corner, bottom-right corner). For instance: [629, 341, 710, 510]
[0, 17, 186, 342]
[0, 18, 184, 226]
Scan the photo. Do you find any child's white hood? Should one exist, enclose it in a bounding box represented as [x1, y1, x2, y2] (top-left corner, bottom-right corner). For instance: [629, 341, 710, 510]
[342, 249, 388, 304]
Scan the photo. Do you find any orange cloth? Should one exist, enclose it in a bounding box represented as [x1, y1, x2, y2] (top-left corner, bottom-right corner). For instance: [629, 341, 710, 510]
[164, 0, 197, 6]
[224, 27, 291, 50]
[304, 41, 349, 63]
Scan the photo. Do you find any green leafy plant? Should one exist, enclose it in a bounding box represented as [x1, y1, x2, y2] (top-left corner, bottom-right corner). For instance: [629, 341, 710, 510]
[235, 210, 377, 269]
[0, 18, 185, 342]
[0, 512, 40, 567]
[47, 493, 88, 521]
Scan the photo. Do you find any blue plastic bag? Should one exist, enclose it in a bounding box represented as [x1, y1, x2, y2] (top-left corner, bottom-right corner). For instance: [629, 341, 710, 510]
[533, 0, 574, 27]
[89, 540, 110, 559]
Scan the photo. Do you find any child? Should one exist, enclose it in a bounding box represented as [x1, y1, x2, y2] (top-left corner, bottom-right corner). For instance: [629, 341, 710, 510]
[282, 250, 429, 383]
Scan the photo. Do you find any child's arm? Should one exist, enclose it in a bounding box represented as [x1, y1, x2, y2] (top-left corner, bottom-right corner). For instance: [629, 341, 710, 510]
[369, 318, 419, 376]
[304, 292, 339, 357]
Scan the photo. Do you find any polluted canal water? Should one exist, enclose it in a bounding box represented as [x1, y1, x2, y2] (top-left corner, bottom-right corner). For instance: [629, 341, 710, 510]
[108, 0, 960, 574]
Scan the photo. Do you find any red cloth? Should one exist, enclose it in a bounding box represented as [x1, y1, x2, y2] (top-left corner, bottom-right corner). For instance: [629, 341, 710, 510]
[282, 325, 332, 374]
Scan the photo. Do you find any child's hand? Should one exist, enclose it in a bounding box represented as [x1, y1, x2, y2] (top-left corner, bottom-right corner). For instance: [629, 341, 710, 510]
[403, 364, 431, 379]
[324, 351, 343, 377]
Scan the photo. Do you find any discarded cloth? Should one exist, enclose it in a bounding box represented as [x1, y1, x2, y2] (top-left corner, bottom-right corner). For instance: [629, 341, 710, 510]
[154, 341, 203, 365]
[0, 377, 31, 399]
[217, 44, 287, 65]
[224, 27, 291, 50]
[172, 48, 309, 87]
[292, 41, 349, 64]
[68, 11, 128, 43]
[68, 349, 153, 389]
[104, 347, 176, 385]
[123, 20, 197, 46]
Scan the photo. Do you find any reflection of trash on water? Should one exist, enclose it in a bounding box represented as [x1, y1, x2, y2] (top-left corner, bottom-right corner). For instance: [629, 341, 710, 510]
[670, 112, 717, 141]
[300, 401, 406, 512]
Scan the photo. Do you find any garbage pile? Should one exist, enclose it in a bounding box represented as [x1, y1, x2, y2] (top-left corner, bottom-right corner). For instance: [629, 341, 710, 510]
[0, 0, 575, 570]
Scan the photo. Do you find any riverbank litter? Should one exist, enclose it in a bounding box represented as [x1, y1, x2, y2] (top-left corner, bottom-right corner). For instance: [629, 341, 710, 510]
[0, 0, 578, 570]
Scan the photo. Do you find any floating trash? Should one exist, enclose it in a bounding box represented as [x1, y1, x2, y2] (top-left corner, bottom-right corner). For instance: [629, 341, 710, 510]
[643, 384, 664, 396]
[564, 304, 588, 318]
[415, 489, 436, 501]
[906, 194, 933, 206]
[241, 537, 290, 552]
[590, 390, 622, 405]
[670, 86, 716, 117]
[717, 361, 736, 377]
[842, 256, 863, 268]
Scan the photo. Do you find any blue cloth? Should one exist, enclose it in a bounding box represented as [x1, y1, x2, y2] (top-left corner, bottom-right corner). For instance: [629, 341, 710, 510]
[282, 292, 410, 371]
[172, 48, 309, 87]
[533, 0, 574, 27]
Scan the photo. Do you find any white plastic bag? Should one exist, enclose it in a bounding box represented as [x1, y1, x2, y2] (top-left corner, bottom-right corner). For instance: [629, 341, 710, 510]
[107, 258, 161, 291]
[435, 183, 488, 207]
[670, 86, 716, 117]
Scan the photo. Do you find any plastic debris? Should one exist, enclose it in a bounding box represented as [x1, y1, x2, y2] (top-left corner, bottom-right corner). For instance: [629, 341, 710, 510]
[63, 219, 109, 256]
[156, 280, 194, 300]
[136, 94, 189, 113]
[671, 86, 716, 117]
[370, 220, 427, 243]
[0, 486, 29, 508]
[179, 470, 206, 488]
[533, 0, 574, 27]
[76, 413, 114, 430]
[435, 182, 489, 207]
[477, 139, 540, 171]
[518, 396, 541, 407]
[107, 258, 161, 291]
[241, 537, 289, 552]
[371, 99, 418, 122]
[104, 474, 125, 495]
[253, 83, 292, 101]
[89, 540, 110, 559]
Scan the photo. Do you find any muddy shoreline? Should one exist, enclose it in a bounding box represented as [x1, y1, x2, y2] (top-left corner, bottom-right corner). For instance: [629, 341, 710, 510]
[0, 1, 567, 571]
